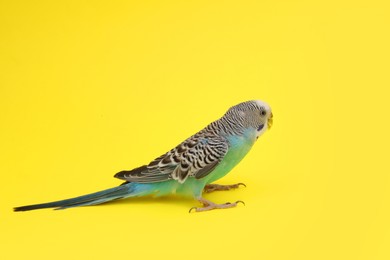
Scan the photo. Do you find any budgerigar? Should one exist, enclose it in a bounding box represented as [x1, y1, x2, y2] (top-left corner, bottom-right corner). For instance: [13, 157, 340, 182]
[14, 100, 273, 212]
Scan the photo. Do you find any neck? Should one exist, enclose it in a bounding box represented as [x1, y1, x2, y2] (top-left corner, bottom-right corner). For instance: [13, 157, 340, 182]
[204, 116, 247, 137]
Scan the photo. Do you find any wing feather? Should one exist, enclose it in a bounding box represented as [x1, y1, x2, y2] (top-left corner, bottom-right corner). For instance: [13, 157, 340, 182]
[114, 134, 228, 184]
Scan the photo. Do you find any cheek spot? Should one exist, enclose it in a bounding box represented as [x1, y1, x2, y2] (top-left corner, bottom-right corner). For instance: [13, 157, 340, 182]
[257, 124, 264, 131]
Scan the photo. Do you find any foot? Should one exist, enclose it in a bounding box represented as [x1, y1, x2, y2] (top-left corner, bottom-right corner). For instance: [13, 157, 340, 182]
[189, 198, 245, 213]
[203, 183, 246, 193]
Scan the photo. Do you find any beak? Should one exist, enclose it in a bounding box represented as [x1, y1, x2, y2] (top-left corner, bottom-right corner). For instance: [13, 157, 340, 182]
[267, 112, 273, 130]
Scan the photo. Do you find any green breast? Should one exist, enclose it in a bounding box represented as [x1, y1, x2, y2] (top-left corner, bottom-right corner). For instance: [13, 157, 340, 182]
[153, 130, 257, 199]
[204, 131, 257, 184]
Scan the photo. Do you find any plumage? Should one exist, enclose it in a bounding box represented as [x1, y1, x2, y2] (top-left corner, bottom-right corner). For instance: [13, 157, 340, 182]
[115, 134, 228, 184]
[14, 100, 273, 212]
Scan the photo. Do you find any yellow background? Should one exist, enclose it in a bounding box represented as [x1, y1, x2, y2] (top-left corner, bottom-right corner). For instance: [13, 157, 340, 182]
[1, 0, 389, 259]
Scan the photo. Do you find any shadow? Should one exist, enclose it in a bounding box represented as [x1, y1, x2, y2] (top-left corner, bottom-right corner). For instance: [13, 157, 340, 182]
[95, 195, 194, 209]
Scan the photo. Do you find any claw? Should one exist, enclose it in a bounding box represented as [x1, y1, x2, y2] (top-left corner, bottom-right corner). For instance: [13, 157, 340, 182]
[238, 183, 247, 188]
[236, 200, 245, 206]
[189, 207, 198, 213]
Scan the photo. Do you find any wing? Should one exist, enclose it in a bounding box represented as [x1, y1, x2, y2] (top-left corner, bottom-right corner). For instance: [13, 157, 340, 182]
[114, 134, 229, 184]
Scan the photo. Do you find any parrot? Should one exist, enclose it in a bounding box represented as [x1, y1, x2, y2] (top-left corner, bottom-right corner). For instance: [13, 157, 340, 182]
[14, 100, 273, 212]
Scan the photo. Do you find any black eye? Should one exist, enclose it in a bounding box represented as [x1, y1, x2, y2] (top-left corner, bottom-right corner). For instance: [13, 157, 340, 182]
[261, 110, 266, 116]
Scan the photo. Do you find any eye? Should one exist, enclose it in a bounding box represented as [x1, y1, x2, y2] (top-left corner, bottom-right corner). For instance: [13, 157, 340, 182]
[260, 110, 267, 116]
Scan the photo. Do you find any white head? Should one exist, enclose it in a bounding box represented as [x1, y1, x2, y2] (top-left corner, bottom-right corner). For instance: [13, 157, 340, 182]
[225, 100, 273, 138]
[253, 100, 273, 137]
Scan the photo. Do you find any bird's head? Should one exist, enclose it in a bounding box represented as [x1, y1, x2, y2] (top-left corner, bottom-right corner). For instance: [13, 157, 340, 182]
[226, 100, 273, 138]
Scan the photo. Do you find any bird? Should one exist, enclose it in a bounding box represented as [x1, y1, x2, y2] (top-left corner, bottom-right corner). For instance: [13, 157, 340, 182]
[14, 100, 273, 212]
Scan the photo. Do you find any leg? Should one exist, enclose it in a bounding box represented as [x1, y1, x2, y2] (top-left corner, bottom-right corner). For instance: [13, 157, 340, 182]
[203, 183, 246, 193]
[189, 197, 245, 213]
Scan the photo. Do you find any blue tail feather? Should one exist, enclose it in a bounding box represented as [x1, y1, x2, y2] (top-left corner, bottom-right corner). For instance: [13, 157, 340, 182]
[14, 183, 143, 211]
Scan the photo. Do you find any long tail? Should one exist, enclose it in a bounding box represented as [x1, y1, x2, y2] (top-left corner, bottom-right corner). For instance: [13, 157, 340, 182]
[14, 182, 149, 211]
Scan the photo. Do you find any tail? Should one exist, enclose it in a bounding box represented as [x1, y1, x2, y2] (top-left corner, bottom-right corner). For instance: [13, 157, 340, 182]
[14, 182, 148, 211]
